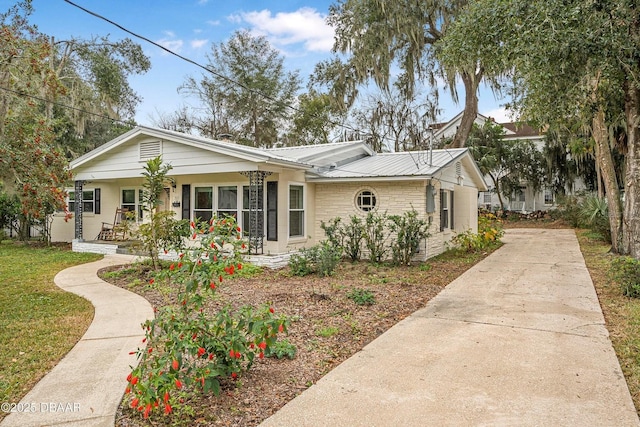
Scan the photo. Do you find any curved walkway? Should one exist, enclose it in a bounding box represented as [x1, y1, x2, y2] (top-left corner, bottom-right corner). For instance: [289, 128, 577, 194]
[1, 254, 153, 427]
[261, 229, 640, 426]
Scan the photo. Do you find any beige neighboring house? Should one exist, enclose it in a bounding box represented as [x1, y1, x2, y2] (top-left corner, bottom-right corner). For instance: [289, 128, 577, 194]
[434, 112, 569, 212]
[50, 126, 487, 262]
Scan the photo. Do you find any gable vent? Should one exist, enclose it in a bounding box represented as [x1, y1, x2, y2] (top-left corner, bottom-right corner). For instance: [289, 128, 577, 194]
[455, 161, 462, 177]
[139, 140, 162, 160]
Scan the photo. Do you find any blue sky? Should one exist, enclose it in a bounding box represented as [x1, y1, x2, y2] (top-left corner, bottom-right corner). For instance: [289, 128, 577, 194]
[11, 0, 510, 127]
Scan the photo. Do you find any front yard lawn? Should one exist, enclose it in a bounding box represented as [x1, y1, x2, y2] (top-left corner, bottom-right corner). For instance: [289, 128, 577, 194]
[0, 241, 101, 420]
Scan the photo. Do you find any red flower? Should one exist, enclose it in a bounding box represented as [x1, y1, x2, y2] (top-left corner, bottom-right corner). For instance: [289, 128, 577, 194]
[231, 372, 237, 379]
[237, 263, 242, 270]
[218, 275, 223, 283]
[143, 403, 152, 419]
[192, 232, 197, 239]
[269, 307, 275, 314]
[241, 243, 246, 249]
[179, 253, 185, 259]
[130, 376, 139, 385]
[229, 349, 235, 358]
[177, 262, 183, 268]
[125, 387, 131, 394]
[172, 360, 179, 370]
[164, 391, 170, 403]
[278, 324, 284, 333]
[209, 353, 214, 360]
[164, 249, 168, 254]
[210, 242, 216, 248]
[197, 259, 202, 265]
[169, 264, 175, 270]
[190, 221, 195, 228]
[148, 348, 153, 354]
[175, 379, 182, 389]
[126, 373, 132, 382]
[209, 226, 215, 232]
[259, 352, 264, 359]
[192, 333, 197, 340]
[164, 403, 172, 415]
[236, 226, 241, 232]
[258, 342, 267, 350]
[149, 278, 155, 284]
[235, 351, 241, 359]
[198, 347, 205, 357]
[130, 397, 139, 408]
[213, 255, 218, 262]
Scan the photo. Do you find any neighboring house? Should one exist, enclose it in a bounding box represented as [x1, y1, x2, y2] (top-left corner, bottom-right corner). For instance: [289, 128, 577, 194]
[434, 112, 574, 212]
[50, 126, 487, 262]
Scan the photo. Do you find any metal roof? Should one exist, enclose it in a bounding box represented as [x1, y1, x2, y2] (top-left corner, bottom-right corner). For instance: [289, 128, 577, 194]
[308, 148, 469, 180]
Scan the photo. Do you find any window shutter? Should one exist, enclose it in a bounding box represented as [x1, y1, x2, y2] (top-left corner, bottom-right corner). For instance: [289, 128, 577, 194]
[94, 188, 101, 214]
[181, 184, 191, 220]
[450, 191, 455, 231]
[440, 189, 445, 232]
[266, 181, 278, 241]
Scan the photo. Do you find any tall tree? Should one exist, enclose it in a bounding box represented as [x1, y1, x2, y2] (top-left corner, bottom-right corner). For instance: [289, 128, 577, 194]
[321, 0, 482, 148]
[440, 0, 636, 254]
[179, 30, 301, 147]
[284, 92, 344, 146]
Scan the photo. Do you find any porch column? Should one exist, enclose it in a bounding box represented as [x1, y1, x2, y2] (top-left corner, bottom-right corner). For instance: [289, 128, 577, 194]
[240, 171, 272, 254]
[74, 180, 84, 241]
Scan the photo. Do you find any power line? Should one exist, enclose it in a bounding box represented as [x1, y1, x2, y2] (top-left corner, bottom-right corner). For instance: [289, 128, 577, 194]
[0, 84, 132, 126]
[62, 0, 431, 168]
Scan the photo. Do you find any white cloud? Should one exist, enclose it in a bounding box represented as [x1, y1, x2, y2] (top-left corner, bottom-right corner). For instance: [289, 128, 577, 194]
[198, 0, 209, 5]
[233, 8, 334, 53]
[482, 107, 516, 123]
[190, 38, 209, 49]
[157, 38, 184, 54]
[207, 19, 221, 26]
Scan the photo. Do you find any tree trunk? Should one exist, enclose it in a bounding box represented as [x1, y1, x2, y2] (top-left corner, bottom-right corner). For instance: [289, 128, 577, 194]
[449, 70, 481, 148]
[622, 83, 640, 257]
[592, 107, 622, 252]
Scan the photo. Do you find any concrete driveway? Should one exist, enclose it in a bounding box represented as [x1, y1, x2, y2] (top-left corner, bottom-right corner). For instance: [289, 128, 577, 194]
[260, 229, 640, 426]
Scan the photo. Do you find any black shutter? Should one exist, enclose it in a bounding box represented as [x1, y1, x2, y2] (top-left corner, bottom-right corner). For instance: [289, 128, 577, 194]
[440, 189, 445, 232]
[94, 188, 101, 214]
[182, 184, 191, 220]
[266, 181, 277, 241]
[450, 191, 455, 231]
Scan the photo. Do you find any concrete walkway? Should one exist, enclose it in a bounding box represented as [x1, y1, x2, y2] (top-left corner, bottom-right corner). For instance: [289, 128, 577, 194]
[261, 229, 640, 426]
[1, 254, 153, 427]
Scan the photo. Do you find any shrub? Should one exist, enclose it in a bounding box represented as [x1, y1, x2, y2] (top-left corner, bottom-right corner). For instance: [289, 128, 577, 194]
[288, 246, 318, 277]
[288, 242, 341, 277]
[579, 194, 611, 243]
[320, 217, 343, 254]
[452, 211, 504, 252]
[342, 215, 365, 262]
[388, 209, 430, 266]
[364, 211, 388, 263]
[125, 216, 289, 421]
[346, 288, 376, 306]
[611, 256, 640, 298]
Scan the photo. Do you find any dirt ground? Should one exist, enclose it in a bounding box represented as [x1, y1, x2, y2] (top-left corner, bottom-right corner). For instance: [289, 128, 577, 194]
[99, 248, 498, 426]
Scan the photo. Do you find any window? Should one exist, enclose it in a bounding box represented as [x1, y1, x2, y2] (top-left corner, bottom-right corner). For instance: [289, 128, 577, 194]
[516, 187, 526, 202]
[544, 188, 554, 205]
[289, 185, 304, 237]
[242, 185, 264, 236]
[194, 186, 213, 223]
[217, 186, 238, 219]
[68, 189, 96, 214]
[440, 190, 449, 230]
[356, 190, 377, 212]
[121, 188, 144, 220]
[483, 192, 492, 204]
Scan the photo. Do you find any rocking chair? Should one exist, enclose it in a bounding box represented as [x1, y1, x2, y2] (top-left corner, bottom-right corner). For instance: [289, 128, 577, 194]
[97, 208, 129, 240]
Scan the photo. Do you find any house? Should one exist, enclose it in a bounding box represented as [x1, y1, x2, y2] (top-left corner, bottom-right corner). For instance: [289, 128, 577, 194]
[434, 112, 561, 212]
[50, 126, 487, 262]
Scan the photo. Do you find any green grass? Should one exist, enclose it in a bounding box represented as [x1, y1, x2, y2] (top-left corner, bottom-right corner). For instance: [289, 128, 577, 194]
[0, 242, 101, 412]
[577, 230, 640, 413]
